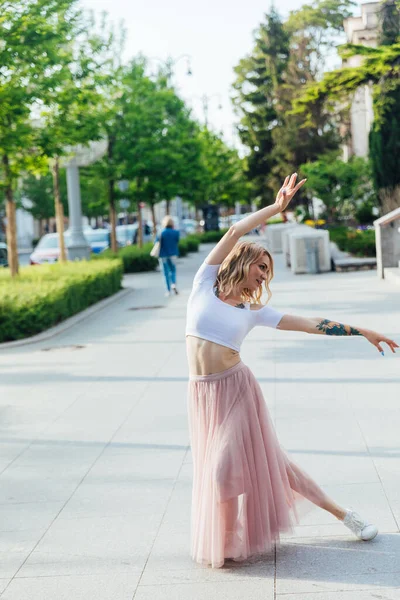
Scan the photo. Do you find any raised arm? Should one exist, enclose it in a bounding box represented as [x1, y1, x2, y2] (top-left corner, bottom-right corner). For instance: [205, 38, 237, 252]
[205, 173, 306, 265]
[278, 314, 398, 355]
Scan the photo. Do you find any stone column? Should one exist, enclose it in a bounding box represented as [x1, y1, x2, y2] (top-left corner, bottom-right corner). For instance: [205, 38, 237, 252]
[66, 162, 90, 261]
[375, 221, 400, 279]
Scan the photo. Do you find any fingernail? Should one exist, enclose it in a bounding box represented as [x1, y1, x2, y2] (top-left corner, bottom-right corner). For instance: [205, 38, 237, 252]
[381, 351, 385, 356]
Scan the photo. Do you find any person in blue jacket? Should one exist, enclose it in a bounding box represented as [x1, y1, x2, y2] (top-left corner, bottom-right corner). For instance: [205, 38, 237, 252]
[159, 216, 180, 296]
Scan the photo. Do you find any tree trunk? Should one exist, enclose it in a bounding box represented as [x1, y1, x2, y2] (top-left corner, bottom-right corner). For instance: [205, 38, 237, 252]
[52, 157, 67, 262]
[3, 154, 19, 277]
[379, 186, 400, 214]
[150, 203, 157, 239]
[166, 199, 171, 214]
[107, 137, 118, 253]
[137, 201, 143, 248]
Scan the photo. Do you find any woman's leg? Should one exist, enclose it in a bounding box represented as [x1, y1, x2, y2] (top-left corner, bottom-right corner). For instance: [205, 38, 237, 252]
[167, 257, 178, 293]
[221, 496, 239, 556]
[160, 258, 171, 292]
[285, 458, 346, 520]
[167, 257, 177, 285]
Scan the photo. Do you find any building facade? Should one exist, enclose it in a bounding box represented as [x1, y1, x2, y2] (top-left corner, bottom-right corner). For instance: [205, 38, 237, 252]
[342, 2, 380, 159]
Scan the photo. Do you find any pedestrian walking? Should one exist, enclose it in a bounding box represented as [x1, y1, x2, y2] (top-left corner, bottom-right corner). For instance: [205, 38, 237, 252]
[185, 173, 398, 569]
[158, 216, 180, 297]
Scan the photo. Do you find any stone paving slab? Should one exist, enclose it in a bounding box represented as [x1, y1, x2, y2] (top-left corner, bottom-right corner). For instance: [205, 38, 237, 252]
[0, 238, 399, 599]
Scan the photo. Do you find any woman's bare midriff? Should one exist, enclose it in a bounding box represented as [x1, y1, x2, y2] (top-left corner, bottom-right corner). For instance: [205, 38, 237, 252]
[186, 335, 241, 376]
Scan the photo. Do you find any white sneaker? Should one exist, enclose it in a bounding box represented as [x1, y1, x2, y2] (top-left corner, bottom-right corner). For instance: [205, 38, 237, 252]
[171, 284, 179, 295]
[343, 509, 378, 541]
[164, 291, 171, 297]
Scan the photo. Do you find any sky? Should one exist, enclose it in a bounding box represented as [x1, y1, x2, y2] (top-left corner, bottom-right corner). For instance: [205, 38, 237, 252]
[80, 0, 348, 148]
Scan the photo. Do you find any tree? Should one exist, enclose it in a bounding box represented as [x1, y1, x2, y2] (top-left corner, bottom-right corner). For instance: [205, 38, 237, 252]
[233, 7, 290, 206]
[301, 154, 377, 222]
[0, 0, 81, 276]
[293, 2, 400, 212]
[195, 128, 249, 210]
[233, 2, 353, 206]
[38, 11, 118, 261]
[369, 0, 400, 212]
[20, 171, 68, 233]
[79, 166, 109, 222]
[110, 61, 205, 246]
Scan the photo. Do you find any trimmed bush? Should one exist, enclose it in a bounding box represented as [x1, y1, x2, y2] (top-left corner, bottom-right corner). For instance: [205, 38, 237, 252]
[178, 235, 200, 256]
[98, 243, 158, 273]
[0, 259, 123, 343]
[198, 229, 228, 243]
[329, 227, 376, 257]
[184, 235, 201, 253]
[95, 229, 225, 274]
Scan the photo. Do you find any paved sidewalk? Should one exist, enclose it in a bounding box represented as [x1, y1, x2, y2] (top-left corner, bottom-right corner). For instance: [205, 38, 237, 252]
[0, 239, 399, 599]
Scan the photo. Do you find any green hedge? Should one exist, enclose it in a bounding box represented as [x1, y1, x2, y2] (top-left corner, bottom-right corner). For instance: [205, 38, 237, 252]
[329, 227, 376, 257]
[178, 235, 201, 257]
[197, 229, 228, 243]
[0, 259, 123, 343]
[95, 229, 228, 273]
[98, 243, 158, 273]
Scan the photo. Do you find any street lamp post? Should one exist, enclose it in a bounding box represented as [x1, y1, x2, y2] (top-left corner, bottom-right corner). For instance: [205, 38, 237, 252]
[66, 160, 90, 260]
[63, 140, 107, 260]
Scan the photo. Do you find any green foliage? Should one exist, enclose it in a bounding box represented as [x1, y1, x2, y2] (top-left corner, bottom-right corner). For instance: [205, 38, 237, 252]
[293, 43, 400, 125]
[233, 3, 347, 206]
[355, 200, 377, 225]
[195, 129, 249, 208]
[20, 170, 69, 221]
[0, 0, 82, 189]
[97, 243, 158, 273]
[300, 155, 377, 222]
[329, 227, 376, 257]
[196, 229, 229, 243]
[0, 259, 123, 342]
[79, 166, 109, 219]
[292, 1, 400, 208]
[233, 7, 290, 205]
[182, 235, 200, 253]
[369, 85, 400, 191]
[96, 60, 205, 214]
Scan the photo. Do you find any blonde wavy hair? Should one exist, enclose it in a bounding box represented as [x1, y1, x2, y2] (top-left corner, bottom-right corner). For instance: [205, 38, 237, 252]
[162, 215, 175, 229]
[216, 241, 274, 304]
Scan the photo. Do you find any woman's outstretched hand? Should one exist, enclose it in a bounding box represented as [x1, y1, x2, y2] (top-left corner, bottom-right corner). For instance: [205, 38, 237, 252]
[363, 330, 399, 355]
[275, 173, 307, 212]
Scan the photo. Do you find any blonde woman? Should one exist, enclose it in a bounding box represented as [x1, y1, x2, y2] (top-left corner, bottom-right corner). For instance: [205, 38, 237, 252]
[158, 215, 180, 296]
[185, 174, 398, 569]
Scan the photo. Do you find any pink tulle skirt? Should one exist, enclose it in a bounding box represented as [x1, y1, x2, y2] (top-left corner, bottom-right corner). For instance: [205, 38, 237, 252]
[188, 362, 328, 568]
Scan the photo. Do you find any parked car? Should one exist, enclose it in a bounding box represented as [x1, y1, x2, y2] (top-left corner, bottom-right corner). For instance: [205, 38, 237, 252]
[0, 242, 8, 267]
[84, 229, 111, 254]
[29, 229, 111, 265]
[30, 233, 69, 265]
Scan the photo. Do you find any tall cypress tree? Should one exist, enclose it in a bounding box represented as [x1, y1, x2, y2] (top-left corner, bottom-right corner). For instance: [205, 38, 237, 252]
[369, 0, 400, 211]
[232, 7, 290, 206]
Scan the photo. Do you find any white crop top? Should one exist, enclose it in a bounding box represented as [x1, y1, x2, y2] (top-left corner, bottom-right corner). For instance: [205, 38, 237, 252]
[185, 262, 284, 352]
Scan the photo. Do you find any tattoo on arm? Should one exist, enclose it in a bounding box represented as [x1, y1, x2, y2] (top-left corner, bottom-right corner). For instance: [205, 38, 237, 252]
[316, 319, 362, 336]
